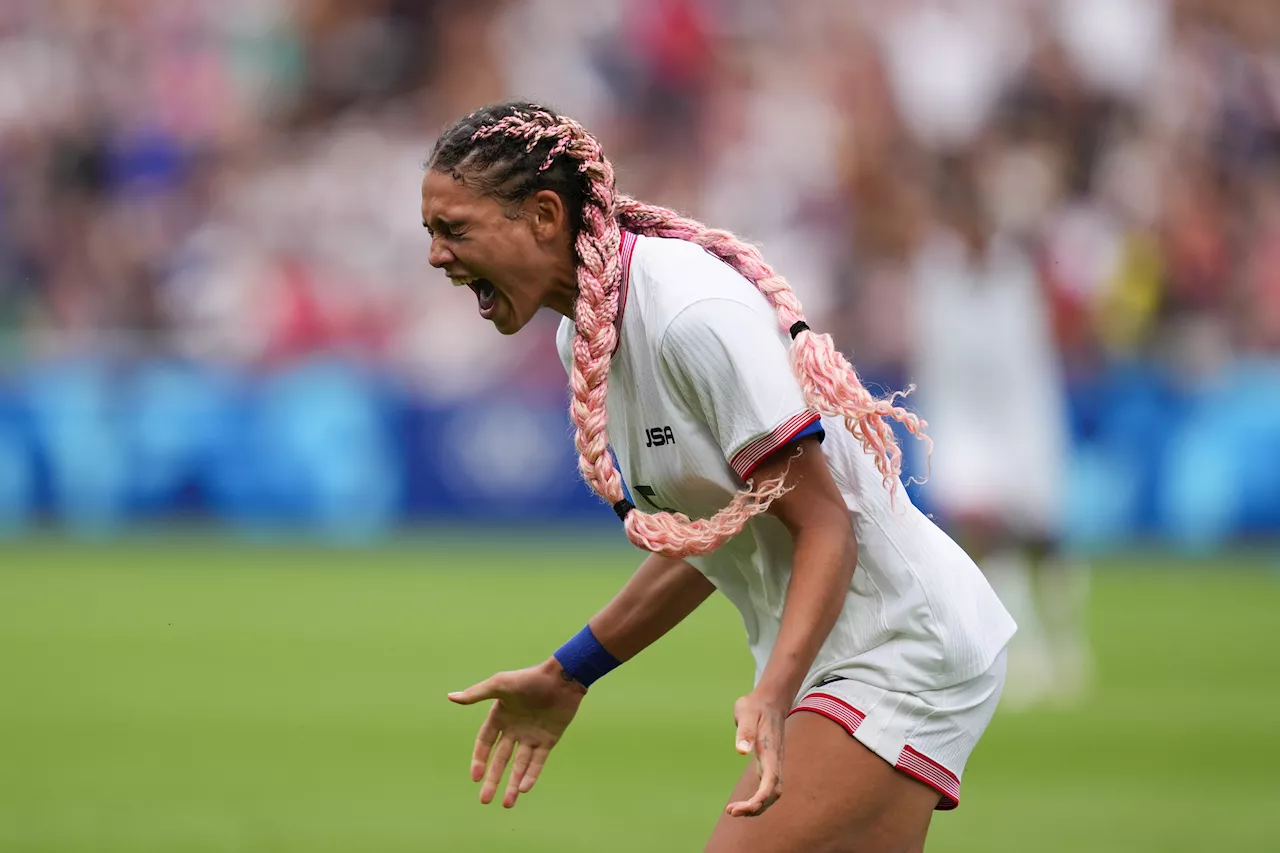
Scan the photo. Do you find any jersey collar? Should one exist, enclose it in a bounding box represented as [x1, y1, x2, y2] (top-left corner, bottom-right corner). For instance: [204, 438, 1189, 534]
[612, 231, 638, 355]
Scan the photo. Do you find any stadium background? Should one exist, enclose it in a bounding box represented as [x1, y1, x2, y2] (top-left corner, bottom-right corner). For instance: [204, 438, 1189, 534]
[1, 1, 1277, 851]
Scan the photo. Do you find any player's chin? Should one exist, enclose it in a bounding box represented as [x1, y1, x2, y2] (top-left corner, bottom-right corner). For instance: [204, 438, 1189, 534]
[488, 298, 527, 336]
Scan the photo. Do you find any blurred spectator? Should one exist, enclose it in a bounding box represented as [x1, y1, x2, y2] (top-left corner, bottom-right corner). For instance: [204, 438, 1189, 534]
[0, 0, 1277, 394]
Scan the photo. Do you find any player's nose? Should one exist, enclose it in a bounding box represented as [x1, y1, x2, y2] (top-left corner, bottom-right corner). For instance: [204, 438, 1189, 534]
[428, 239, 454, 269]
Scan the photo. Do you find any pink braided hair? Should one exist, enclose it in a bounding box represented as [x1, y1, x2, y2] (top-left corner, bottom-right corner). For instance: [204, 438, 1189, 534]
[614, 198, 931, 494]
[470, 107, 928, 558]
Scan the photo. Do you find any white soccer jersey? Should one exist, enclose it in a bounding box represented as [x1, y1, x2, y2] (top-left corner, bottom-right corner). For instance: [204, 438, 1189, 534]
[557, 233, 1016, 698]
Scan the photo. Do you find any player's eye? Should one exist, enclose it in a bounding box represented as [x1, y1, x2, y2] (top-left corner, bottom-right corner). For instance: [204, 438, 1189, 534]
[427, 223, 466, 240]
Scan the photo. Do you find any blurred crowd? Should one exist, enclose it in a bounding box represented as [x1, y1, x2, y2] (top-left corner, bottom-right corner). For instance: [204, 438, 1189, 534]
[2, 0, 1278, 401]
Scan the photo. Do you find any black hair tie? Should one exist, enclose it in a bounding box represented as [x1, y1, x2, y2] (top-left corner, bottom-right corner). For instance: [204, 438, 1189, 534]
[789, 321, 810, 339]
[613, 499, 635, 521]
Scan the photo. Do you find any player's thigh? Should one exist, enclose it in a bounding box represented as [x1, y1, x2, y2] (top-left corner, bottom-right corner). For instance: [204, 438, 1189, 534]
[704, 711, 937, 853]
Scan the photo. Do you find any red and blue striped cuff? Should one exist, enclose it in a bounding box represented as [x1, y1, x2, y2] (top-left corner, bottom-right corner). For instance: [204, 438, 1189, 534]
[729, 411, 823, 480]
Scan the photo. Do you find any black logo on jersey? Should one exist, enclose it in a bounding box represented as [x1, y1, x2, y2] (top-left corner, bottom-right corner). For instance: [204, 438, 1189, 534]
[645, 426, 676, 448]
[634, 485, 678, 514]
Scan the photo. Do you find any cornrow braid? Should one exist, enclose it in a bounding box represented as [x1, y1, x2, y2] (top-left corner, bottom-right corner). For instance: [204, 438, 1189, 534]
[426, 102, 928, 558]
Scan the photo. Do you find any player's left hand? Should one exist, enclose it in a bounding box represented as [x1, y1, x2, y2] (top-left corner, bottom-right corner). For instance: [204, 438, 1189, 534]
[725, 689, 788, 817]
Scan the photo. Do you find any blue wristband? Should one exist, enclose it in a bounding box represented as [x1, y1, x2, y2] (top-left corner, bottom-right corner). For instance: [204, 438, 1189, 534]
[553, 625, 622, 689]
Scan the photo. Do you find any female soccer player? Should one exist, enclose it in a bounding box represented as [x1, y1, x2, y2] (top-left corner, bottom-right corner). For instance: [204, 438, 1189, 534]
[428, 102, 1015, 853]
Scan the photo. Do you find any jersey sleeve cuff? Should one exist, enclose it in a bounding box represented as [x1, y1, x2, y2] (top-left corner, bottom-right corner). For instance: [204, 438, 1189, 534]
[729, 410, 822, 480]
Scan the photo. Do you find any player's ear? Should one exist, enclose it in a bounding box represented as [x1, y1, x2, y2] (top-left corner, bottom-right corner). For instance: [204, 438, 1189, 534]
[530, 189, 568, 243]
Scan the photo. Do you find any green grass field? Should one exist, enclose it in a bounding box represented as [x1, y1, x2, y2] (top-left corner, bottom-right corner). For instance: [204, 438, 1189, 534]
[2, 534, 1278, 852]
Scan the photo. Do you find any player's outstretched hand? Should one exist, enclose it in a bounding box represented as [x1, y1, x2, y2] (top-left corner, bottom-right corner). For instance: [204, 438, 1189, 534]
[448, 658, 586, 808]
[725, 689, 787, 817]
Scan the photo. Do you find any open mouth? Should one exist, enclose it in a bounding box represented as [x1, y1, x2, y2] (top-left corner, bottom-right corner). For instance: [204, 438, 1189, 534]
[454, 277, 499, 318]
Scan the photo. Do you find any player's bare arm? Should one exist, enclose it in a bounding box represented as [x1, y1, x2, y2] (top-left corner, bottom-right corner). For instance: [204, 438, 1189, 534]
[588, 551, 716, 661]
[448, 553, 713, 809]
[724, 437, 858, 818]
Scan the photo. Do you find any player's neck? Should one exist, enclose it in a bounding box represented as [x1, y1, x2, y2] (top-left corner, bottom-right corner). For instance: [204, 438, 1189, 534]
[543, 262, 580, 320]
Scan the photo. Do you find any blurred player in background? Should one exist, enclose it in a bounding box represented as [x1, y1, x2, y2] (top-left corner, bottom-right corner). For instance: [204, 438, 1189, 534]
[910, 149, 1091, 710]
[426, 102, 1015, 852]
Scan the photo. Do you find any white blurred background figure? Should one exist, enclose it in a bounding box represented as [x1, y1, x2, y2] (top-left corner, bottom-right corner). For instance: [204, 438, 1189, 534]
[910, 146, 1091, 711]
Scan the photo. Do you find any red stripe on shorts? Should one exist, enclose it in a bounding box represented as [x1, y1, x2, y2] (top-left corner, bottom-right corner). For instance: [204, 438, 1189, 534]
[895, 745, 961, 810]
[788, 692, 866, 736]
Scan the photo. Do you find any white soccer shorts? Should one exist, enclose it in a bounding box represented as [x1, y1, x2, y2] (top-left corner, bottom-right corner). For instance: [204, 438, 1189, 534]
[789, 650, 1008, 810]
